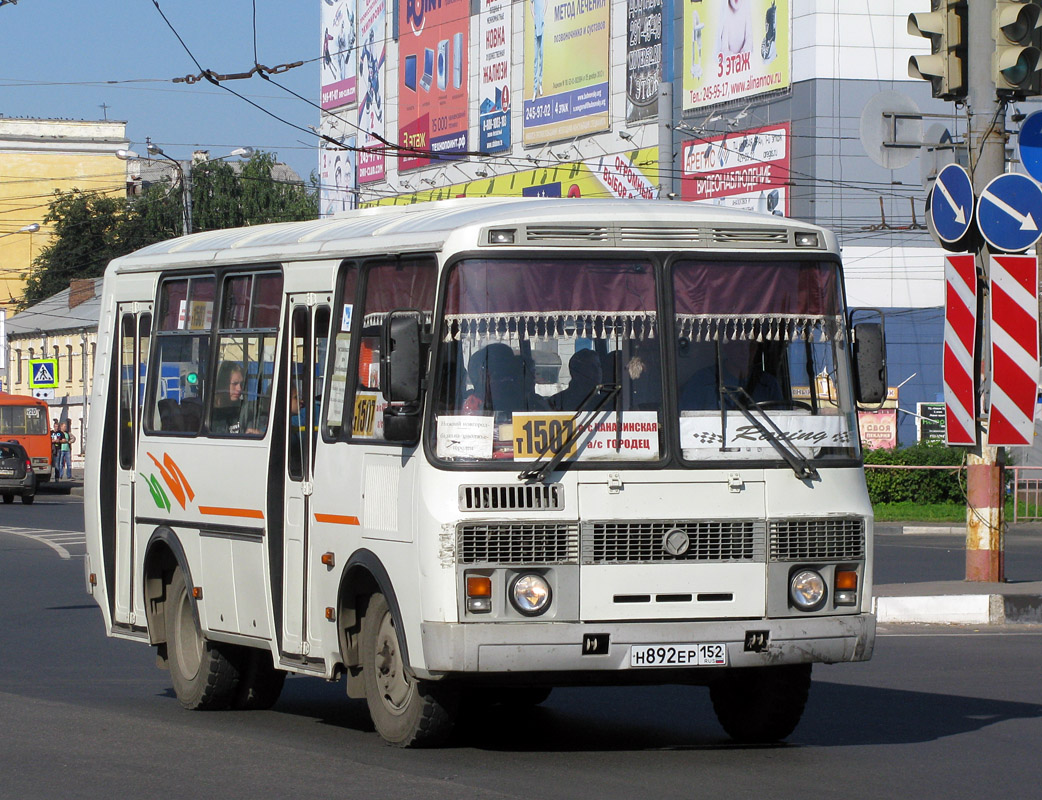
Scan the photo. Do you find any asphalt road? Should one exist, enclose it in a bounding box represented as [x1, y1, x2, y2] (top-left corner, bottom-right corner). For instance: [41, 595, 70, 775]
[2, 499, 1041, 799]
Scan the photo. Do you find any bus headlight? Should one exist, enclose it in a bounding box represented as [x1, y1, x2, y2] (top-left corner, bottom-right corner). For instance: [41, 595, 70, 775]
[789, 569, 826, 611]
[509, 573, 552, 616]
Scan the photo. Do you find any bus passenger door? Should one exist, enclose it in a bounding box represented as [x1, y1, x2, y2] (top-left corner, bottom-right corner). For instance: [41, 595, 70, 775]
[282, 299, 329, 654]
[115, 305, 151, 626]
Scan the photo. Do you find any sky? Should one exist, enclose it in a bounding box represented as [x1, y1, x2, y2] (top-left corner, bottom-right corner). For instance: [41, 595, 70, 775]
[1, 0, 322, 183]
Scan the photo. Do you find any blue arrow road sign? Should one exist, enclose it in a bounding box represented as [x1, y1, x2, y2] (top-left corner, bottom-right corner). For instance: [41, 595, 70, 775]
[931, 163, 974, 244]
[976, 173, 1042, 253]
[1019, 110, 1042, 183]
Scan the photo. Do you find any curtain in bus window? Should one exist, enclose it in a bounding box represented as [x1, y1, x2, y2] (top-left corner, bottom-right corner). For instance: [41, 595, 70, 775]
[673, 261, 842, 343]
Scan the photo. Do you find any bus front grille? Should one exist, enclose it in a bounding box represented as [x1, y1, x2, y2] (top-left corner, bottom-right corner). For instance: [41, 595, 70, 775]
[459, 483, 564, 511]
[457, 522, 580, 564]
[583, 520, 765, 564]
[769, 518, 866, 561]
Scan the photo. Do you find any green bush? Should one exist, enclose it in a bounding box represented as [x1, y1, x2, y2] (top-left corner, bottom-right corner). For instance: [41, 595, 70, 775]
[863, 442, 965, 504]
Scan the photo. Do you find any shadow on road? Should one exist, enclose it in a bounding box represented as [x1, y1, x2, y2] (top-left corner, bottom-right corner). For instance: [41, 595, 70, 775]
[241, 676, 1042, 751]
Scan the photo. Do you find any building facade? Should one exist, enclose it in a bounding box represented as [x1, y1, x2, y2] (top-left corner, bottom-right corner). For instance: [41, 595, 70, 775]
[316, 0, 1011, 446]
[0, 117, 129, 310]
[4, 278, 100, 468]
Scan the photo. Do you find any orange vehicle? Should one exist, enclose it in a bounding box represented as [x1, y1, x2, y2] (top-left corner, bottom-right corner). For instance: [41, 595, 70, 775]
[0, 392, 52, 482]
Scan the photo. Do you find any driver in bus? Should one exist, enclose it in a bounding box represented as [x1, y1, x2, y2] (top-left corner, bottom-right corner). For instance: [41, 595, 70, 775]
[462, 343, 527, 417]
[679, 339, 782, 410]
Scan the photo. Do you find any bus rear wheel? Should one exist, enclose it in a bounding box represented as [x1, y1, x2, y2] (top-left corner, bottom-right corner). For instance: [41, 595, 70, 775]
[360, 593, 458, 747]
[165, 567, 242, 710]
[709, 663, 811, 743]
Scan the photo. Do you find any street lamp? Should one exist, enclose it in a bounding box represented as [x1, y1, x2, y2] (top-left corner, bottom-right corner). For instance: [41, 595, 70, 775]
[0, 223, 40, 239]
[116, 144, 253, 237]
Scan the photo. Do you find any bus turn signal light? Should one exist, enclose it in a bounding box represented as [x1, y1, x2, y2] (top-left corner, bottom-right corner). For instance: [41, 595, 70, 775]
[321, 552, 335, 567]
[466, 574, 492, 613]
[835, 570, 858, 590]
[192, 587, 203, 599]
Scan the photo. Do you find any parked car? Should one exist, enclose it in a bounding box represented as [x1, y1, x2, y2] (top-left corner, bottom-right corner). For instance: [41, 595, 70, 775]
[0, 441, 36, 504]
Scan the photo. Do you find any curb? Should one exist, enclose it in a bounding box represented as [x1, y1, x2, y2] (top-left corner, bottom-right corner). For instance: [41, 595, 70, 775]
[900, 525, 963, 535]
[875, 594, 1042, 625]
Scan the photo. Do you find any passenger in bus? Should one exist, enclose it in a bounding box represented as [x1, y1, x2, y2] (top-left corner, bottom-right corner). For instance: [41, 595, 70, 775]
[211, 362, 248, 434]
[519, 352, 550, 411]
[462, 343, 526, 415]
[550, 348, 602, 411]
[679, 340, 782, 410]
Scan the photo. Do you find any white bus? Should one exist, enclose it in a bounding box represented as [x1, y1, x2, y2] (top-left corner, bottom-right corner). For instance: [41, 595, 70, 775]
[85, 198, 886, 747]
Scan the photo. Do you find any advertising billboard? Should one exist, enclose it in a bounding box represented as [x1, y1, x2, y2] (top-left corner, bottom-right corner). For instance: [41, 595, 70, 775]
[479, 0, 512, 153]
[398, 0, 470, 171]
[320, 142, 358, 216]
[523, 0, 611, 146]
[681, 122, 790, 216]
[321, 0, 358, 110]
[626, 0, 663, 124]
[357, 0, 386, 183]
[682, 0, 790, 112]
[365, 147, 660, 205]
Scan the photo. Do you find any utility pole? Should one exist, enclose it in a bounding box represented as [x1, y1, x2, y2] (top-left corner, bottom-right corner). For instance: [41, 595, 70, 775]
[964, 0, 1007, 582]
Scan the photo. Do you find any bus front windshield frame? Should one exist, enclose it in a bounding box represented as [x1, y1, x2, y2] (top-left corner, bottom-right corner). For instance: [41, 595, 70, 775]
[428, 255, 859, 471]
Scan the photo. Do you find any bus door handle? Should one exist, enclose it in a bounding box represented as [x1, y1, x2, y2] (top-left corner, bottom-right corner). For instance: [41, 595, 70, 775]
[301, 481, 313, 497]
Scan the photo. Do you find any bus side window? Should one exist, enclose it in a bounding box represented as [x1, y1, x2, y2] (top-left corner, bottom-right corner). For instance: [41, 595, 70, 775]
[348, 258, 436, 441]
[324, 264, 358, 440]
[147, 277, 214, 435]
[208, 272, 282, 437]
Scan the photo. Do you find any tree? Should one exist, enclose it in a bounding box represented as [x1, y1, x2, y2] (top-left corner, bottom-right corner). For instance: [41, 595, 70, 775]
[20, 151, 317, 308]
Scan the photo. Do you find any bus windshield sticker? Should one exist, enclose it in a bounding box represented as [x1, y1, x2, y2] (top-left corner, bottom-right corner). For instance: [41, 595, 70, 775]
[437, 416, 494, 459]
[513, 411, 659, 462]
[342, 304, 353, 331]
[679, 413, 852, 450]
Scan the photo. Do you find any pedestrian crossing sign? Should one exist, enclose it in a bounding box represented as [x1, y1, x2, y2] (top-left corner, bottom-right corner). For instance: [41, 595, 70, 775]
[29, 358, 58, 389]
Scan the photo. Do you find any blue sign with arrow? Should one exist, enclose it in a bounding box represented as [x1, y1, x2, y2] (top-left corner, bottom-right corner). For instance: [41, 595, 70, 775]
[1019, 110, 1042, 184]
[976, 172, 1042, 253]
[930, 163, 974, 244]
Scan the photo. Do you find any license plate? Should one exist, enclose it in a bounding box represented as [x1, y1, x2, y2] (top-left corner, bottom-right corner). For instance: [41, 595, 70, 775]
[0, 469, 14, 476]
[629, 643, 728, 668]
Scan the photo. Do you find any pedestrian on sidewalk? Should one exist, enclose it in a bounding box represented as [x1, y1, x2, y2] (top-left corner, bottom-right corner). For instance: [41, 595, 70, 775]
[50, 420, 62, 480]
[57, 422, 73, 480]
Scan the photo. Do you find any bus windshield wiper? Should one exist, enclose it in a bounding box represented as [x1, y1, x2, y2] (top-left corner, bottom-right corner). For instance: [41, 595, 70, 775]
[518, 383, 621, 484]
[720, 386, 820, 481]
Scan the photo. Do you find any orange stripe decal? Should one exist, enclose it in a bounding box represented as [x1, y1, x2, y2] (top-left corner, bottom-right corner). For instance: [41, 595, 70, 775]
[314, 513, 360, 526]
[198, 506, 265, 520]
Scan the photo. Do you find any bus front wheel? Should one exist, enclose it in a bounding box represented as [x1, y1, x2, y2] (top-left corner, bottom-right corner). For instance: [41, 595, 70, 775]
[709, 663, 811, 743]
[360, 593, 458, 747]
[165, 567, 241, 710]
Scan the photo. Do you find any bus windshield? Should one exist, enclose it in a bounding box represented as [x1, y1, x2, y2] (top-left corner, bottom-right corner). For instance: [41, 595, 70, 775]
[0, 404, 48, 436]
[432, 257, 663, 464]
[673, 259, 860, 463]
[431, 256, 858, 467]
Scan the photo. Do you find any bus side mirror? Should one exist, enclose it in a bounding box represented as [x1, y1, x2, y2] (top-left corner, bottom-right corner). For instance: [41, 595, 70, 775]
[849, 311, 887, 405]
[381, 310, 426, 444]
[381, 310, 423, 403]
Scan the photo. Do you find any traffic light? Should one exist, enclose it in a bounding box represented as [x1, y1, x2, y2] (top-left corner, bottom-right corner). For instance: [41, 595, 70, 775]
[908, 0, 967, 100]
[993, 1, 1042, 95]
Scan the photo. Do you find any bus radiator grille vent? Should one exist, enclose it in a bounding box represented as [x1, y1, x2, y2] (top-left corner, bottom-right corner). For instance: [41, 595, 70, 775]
[707, 227, 790, 246]
[768, 518, 866, 561]
[582, 520, 765, 564]
[457, 522, 580, 565]
[524, 226, 611, 243]
[459, 483, 564, 511]
[617, 226, 703, 245]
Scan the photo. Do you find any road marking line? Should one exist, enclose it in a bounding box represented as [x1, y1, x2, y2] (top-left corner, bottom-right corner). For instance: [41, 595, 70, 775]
[0, 525, 86, 560]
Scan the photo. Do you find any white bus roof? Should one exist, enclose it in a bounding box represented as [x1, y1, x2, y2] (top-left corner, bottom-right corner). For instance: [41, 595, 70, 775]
[107, 197, 836, 274]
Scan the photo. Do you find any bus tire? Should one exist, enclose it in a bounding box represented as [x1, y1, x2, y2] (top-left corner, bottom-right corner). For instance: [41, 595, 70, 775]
[360, 592, 457, 747]
[165, 567, 241, 710]
[710, 663, 811, 743]
[232, 648, 286, 710]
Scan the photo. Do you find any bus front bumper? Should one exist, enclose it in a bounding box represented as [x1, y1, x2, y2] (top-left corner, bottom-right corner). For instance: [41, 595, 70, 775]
[417, 613, 875, 678]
